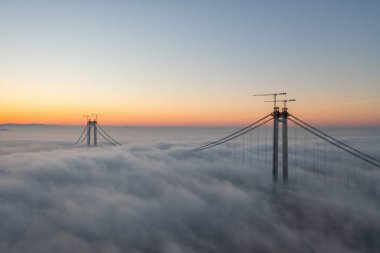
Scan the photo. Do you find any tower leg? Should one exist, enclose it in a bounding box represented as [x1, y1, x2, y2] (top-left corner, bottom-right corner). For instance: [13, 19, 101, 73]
[273, 110, 279, 181]
[87, 121, 91, 147]
[94, 121, 97, 146]
[282, 112, 288, 182]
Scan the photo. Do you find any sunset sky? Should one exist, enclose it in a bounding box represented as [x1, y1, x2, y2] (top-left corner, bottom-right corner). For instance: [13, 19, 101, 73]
[1, 0, 379, 126]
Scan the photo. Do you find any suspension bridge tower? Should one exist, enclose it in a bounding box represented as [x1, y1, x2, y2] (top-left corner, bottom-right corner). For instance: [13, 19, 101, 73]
[279, 99, 295, 181]
[76, 114, 121, 147]
[86, 119, 98, 147]
[190, 92, 380, 185]
[255, 93, 296, 181]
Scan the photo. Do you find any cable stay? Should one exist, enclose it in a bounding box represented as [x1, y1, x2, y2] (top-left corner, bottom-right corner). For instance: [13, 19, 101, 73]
[289, 113, 380, 165]
[97, 124, 122, 145]
[190, 117, 273, 152]
[288, 117, 380, 168]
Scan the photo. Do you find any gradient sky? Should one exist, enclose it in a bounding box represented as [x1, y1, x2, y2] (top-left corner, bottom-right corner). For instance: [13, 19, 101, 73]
[1, 0, 379, 126]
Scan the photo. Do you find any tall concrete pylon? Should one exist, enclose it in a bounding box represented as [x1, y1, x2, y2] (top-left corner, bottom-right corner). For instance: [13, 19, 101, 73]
[265, 98, 295, 182]
[282, 108, 288, 182]
[86, 120, 98, 147]
[272, 108, 280, 181]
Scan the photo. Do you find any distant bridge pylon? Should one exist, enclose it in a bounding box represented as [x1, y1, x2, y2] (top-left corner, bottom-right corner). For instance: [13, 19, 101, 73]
[76, 115, 121, 147]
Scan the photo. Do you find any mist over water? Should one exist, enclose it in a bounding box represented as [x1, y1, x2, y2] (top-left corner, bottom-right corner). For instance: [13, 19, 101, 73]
[0, 125, 379, 252]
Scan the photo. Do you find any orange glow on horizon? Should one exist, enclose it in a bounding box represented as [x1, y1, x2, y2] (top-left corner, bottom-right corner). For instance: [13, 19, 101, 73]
[1, 103, 379, 127]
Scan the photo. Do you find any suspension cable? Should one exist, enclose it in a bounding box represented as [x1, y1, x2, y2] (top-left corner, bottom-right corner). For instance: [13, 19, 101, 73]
[190, 113, 272, 152]
[80, 131, 88, 143]
[97, 130, 118, 146]
[289, 113, 380, 164]
[97, 125, 122, 145]
[191, 118, 273, 152]
[76, 125, 88, 144]
[288, 118, 380, 168]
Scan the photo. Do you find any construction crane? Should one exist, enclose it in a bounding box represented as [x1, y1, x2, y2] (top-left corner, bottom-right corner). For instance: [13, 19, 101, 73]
[253, 92, 286, 109]
[265, 99, 296, 110]
[83, 115, 90, 122]
[92, 114, 105, 121]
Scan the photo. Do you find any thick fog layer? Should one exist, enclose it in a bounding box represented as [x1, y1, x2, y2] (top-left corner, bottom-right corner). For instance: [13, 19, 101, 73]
[0, 126, 379, 252]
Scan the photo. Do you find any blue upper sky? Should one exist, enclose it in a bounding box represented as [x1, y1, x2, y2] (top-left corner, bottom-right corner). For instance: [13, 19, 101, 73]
[1, 0, 379, 125]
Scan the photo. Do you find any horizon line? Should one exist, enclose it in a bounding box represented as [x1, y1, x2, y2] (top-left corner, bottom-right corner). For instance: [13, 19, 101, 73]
[1, 122, 379, 128]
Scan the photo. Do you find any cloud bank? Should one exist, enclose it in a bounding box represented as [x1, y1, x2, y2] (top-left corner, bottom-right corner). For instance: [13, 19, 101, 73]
[0, 140, 379, 253]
